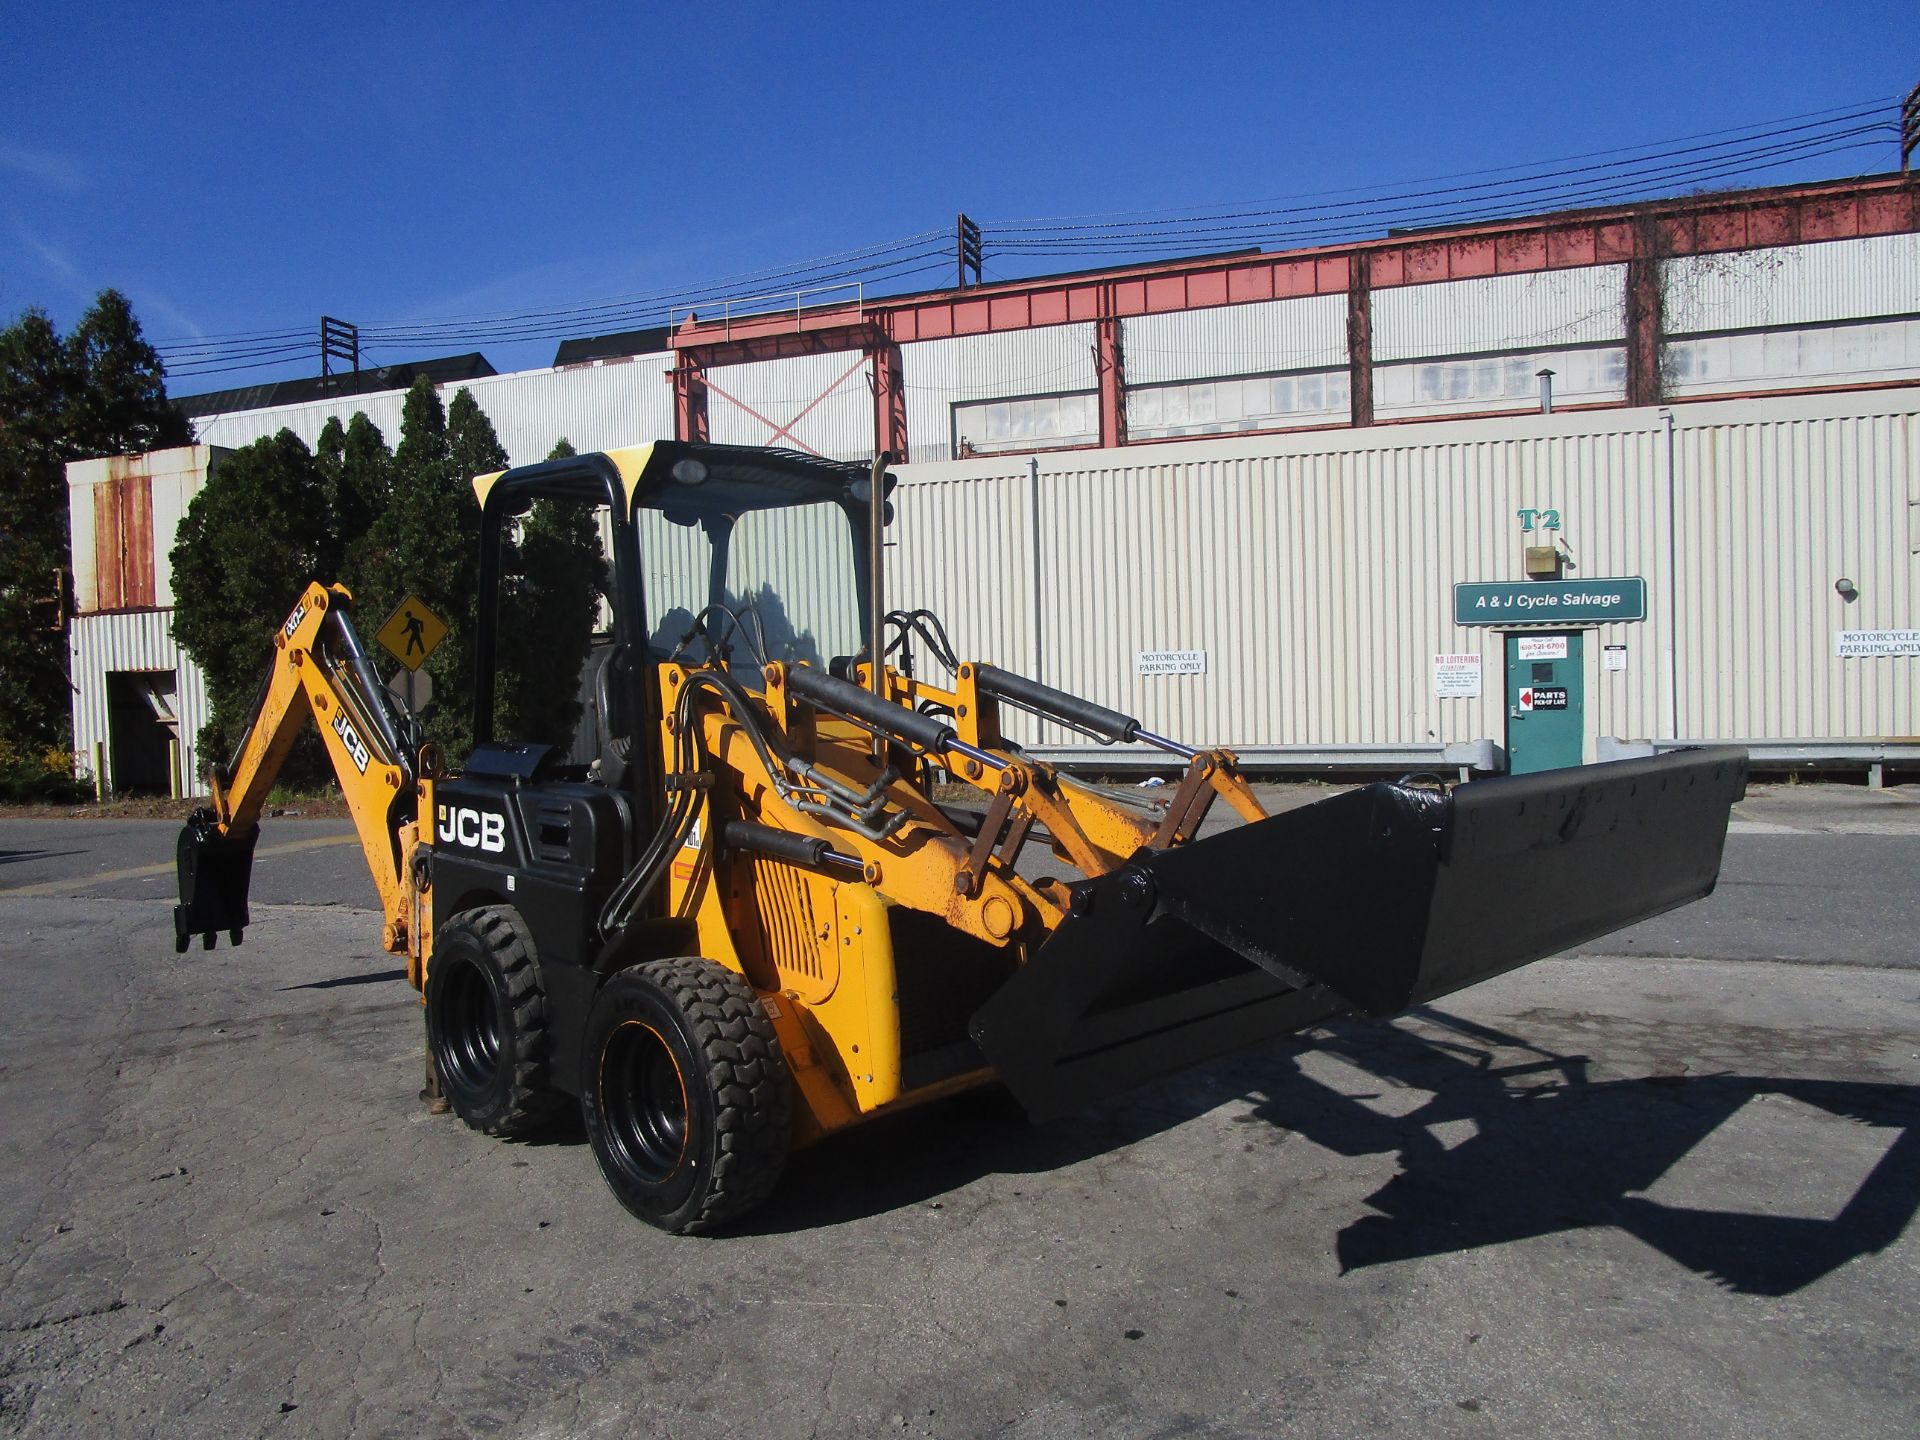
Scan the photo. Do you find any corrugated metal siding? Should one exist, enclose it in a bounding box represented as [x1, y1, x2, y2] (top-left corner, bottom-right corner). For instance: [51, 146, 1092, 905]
[893, 390, 1917, 757]
[1122, 295, 1347, 384]
[1372, 265, 1627, 362]
[1664, 233, 1920, 335]
[192, 390, 408, 459]
[454, 359, 672, 460]
[706, 352, 875, 463]
[1672, 400, 1919, 740]
[69, 611, 211, 795]
[901, 326, 1097, 463]
[188, 356, 672, 467]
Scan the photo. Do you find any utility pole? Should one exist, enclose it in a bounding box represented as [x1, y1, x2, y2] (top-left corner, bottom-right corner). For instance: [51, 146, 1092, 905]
[320, 316, 360, 377]
[1902, 81, 1919, 175]
[956, 214, 983, 290]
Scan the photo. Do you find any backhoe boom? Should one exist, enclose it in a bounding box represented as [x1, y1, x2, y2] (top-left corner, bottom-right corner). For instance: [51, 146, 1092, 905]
[173, 582, 418, 956]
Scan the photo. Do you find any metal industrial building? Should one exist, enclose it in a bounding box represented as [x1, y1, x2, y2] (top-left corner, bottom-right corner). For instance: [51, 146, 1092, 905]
[68, 172, 1919, 794]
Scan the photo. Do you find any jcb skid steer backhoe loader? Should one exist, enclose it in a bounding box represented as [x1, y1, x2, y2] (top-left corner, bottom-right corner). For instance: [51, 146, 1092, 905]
[173, 442, 1747, 1233]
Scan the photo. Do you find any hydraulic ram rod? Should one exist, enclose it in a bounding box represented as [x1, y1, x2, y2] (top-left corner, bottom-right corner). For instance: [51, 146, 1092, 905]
[973, 664, 1198, 758]
[786, 664, 1006, 771]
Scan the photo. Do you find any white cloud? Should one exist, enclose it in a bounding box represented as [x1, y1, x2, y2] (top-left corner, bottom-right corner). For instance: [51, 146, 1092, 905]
[0, 143, 87, 194]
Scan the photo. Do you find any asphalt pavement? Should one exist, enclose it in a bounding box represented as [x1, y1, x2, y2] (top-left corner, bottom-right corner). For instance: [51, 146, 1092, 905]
[1, 782, 1916, 1438]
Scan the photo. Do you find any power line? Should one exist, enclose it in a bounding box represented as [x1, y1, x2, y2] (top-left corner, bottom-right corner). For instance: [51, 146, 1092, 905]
[159, 95, 1906, 381]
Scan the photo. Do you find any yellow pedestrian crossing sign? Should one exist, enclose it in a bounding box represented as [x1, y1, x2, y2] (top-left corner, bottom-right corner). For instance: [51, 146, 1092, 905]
[376, 595, 448, 672]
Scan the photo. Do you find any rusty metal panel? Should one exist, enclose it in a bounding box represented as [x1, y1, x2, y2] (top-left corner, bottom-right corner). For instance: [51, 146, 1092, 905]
[92, 477, 125, 611]
[899, 326, 1097, 463]
[1372, 266, 1628, 363]
[69, 447, 223, 614]
[1665, 233, 1920, 334]
[705, 351, 875, 463]
[120, 471, 154, 607]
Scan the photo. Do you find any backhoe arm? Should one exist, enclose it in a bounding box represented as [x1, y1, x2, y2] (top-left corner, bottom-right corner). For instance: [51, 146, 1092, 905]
[174, 582, 417, 955]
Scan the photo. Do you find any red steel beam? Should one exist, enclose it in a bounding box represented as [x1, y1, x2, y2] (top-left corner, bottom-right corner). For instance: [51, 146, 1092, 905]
[669, 174, 1919, 364]
[1094, 317, 1126, 449]
[670, 357, 709, 443]
[869, 343, 908, 461]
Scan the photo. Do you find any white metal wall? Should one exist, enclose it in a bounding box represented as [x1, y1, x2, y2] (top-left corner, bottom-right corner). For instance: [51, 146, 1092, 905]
[69, 610, 211, 793]
[1372, 265, 1628, 361]
[189, 354, 674, 467]
[1122, 295, 1347, 384]
[1671, 401, 1918, 740]
[900, 326, 1097, 463]
[1664, 233, 1920, 334]
[705, 352, 875, 462]
[892, 388, 1918, 756]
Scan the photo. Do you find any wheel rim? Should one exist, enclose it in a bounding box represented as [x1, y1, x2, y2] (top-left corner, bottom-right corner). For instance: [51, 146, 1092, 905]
[437, 956, 501, 1098]
[600, 1021, 688, 1184]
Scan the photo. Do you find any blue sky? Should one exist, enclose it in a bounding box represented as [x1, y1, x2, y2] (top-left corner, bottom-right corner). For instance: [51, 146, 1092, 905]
[3, 2, 1913, 392]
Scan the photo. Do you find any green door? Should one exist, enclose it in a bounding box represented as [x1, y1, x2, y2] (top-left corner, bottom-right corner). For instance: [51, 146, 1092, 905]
[1504, 631, 1584, 774]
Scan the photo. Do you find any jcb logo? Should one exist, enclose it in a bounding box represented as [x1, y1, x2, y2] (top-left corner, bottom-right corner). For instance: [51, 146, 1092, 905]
[282, 600, 308, 639]
[331, 710, 371, 774]
[438, 804, 506, 854]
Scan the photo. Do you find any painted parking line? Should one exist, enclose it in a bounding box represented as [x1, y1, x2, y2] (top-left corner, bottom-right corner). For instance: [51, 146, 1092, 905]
[0, 833, 359, 898]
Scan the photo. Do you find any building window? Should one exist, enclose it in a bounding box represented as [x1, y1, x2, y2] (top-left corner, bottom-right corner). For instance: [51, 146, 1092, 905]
[1127, 367, 1350, 440]
[951, 392, 1098, 456]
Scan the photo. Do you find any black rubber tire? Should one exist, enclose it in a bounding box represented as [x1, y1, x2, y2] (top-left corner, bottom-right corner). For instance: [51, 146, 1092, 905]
[425, 906, 563, 1137]
[581, 958, 792, 1234]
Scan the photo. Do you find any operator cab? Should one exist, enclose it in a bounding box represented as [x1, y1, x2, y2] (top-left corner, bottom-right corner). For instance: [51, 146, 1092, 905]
[471, 441, 889, 795]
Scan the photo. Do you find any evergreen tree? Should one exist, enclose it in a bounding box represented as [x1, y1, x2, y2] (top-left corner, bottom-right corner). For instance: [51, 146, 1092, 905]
[315, 411, 389, 578]
[0, 291, 187, 753]
[346, 379, 483, 757]
[169, 430, 333, 773]
[495, 437, 607, 750]
[63, 291, 190, 457]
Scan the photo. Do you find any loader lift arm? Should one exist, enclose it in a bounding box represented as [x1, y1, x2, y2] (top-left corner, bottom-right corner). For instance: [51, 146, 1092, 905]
[173, 581, 419, 957]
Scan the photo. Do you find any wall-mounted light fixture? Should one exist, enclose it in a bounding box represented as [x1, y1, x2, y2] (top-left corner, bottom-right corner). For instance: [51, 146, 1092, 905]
[1834, 577, 1859, 602]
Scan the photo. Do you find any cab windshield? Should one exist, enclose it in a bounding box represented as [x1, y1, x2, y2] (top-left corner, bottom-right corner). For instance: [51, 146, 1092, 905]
[633, 488, 863, 672]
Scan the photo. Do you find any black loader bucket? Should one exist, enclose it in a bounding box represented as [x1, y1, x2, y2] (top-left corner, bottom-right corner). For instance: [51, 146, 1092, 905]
[173, 809, 259, 953]
[971, 746, 1748, 1120]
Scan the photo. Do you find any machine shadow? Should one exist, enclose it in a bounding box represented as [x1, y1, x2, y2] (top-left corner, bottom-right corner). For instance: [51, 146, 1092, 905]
[1248, 1010, 1920, 1296]
[281, 967, 409, 991]
[745, 1009, 1920, 1296]
[0, 848, 84, 866]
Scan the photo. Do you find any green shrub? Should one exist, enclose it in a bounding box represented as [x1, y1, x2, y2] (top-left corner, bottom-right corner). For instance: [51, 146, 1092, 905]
[0, 740, 92, 804]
